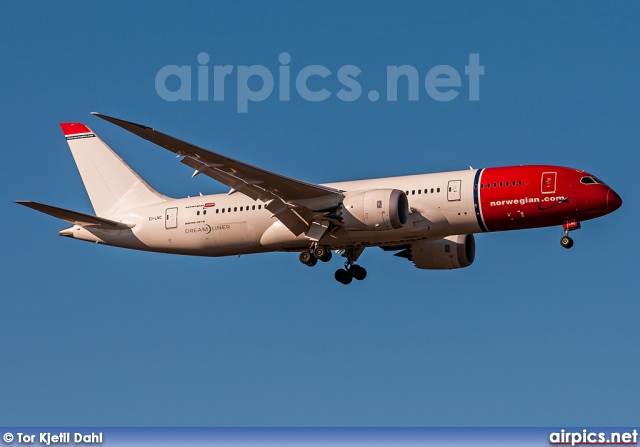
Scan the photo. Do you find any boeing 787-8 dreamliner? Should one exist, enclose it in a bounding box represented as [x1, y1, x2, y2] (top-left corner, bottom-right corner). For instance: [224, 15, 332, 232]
[17, 113, 622, 284]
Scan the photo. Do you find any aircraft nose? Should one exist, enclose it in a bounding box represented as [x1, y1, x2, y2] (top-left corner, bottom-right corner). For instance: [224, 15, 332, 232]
[607, 188, 623, 212]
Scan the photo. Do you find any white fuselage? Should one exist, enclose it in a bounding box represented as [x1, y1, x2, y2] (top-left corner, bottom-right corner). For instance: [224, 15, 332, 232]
[71, 169, 481, 256]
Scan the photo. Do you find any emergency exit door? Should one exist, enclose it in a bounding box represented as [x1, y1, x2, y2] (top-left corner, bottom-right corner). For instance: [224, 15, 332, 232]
[165, 207, 178, 229]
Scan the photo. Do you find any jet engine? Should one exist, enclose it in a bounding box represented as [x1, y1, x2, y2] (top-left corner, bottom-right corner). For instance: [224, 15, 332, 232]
[397, 234, 476, 269]
[337, 189, 409, 231]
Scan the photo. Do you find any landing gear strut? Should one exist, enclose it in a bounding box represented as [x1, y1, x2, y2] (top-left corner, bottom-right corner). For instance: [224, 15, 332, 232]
[560, 221, 580, 249]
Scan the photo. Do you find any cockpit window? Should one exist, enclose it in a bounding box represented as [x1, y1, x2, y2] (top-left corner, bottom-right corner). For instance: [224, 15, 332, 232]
[581, 176, 602, 185]
[592, 176, 606, 185]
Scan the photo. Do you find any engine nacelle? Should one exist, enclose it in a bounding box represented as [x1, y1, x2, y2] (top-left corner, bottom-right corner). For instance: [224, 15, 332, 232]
[338, 189, 409, 231]
[403, 234, 476, 269]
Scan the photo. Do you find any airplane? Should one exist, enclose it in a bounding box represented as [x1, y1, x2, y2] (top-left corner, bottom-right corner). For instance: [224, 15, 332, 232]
[16, 113, 623, 284]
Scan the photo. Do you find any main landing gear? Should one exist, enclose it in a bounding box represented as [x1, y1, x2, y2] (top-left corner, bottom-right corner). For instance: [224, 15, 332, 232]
[334, 263, 367, 285]
[334, 246, 367, 285]
[299, 245, 332, 267]
[299, 245, 367, 284]
[560, 220, 581, 249]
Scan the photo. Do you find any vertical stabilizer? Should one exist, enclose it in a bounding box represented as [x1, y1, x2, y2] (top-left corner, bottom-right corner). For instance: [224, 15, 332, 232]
[60, 122, 167, 216]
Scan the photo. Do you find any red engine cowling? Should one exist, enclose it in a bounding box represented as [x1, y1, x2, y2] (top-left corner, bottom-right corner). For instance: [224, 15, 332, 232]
[400, 234, 476, 269]
[337, 189, 409, 231]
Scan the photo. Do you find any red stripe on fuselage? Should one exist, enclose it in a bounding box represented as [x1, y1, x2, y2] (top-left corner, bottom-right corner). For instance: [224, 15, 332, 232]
[478, 165, 610, 232]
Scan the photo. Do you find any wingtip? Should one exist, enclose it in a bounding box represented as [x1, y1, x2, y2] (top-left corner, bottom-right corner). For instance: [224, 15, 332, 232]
[93, 113, 152, 130]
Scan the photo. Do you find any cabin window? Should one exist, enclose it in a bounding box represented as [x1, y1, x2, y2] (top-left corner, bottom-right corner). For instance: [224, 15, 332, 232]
[216, 209, 219, 214]
[418, 189, 421, 194]
[221, 208, 225, 213]
[437, 187, 441, 193]
[258, 205, 262, 209]
[412, 190, 415, 195]
[197, 211, 200, 215]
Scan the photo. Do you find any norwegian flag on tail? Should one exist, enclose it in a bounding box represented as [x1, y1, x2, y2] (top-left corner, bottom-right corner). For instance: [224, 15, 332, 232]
[60, 123, 92, 135]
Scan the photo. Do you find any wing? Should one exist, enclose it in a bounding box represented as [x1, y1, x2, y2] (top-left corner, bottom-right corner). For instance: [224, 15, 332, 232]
[15, 201, 134, 229]
[92, 113, 343, 236]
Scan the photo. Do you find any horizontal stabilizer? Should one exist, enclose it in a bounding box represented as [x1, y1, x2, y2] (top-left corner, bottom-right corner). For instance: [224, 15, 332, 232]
[15, 201, 134, 229]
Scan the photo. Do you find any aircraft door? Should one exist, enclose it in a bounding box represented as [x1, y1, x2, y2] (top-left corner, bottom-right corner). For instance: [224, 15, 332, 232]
[165, 207, 178, 229]
[447, 180, 461, 201]
[541, 172, 557, 194]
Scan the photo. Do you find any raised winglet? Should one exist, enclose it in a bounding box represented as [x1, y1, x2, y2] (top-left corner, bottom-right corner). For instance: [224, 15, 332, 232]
[60, 123, 92, 136]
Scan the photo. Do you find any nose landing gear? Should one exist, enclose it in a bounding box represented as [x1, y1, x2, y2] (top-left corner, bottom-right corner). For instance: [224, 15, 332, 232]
[560, 235, 574, 249]
[560, 220, 581, 249]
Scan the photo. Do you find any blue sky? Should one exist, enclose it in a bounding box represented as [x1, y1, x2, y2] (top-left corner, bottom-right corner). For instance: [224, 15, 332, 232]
[1, 1, 639, 426]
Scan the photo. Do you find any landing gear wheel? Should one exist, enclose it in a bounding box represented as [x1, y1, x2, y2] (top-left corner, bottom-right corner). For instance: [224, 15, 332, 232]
[299, 250, 313, 265]
[349, 265, 367, 281]
[334, 269, 352, 285]
[306, 257, 318, 267]
[320, 250, 332, 262]
[560, 235, 574, 249]
[313, 246, 327, 260]
[560, 221, 580, 249]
